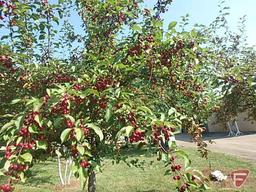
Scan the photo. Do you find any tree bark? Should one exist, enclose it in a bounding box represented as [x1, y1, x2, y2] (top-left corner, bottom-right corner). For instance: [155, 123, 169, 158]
[88, 170, 96, 192]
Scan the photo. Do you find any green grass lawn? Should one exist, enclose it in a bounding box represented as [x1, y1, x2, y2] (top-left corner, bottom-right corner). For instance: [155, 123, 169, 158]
[6, 146, 256, 192]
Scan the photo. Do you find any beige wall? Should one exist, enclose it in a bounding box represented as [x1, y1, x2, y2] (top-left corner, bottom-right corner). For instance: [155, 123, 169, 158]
[208, 112, 256, 132]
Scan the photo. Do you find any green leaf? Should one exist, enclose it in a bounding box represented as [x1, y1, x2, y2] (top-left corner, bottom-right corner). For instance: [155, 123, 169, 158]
[81, 89, 99, 98]
[15, 116, 24, 130]
[36, 141, 47, 150]
[132, 24, 142, 32]
[175, 149, 191, 169]
[11, 99, 21, 104]
[16, 137, 23, 145]
[64, 115, 75, 123]
[105, 108, 111, 122]
[28, 125, 39, 133]
[137, 106, 153, 115]
[75, 128, 83, 141]
[86, 123, 103, 141]
[168, 108, 177, 116]
[60, 128, 72, 143]
[4, 161, 10, 171]
[34, 115, 42, 127]
[20, 153, 33, 163]
[20, 172, 26, 183]
[79, 167, 88, 189]
[116, 126, 134, 139]
[77, 146, 85, 155]
[46, 89, 51, 96]
[168, 21, 177, 30]
[1, 121, 14, 133]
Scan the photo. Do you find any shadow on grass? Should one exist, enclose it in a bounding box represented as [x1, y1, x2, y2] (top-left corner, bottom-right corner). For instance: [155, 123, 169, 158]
[25, 173, 54, 187]
[22, 161, 57, 187]
[136, 190, 165, 192]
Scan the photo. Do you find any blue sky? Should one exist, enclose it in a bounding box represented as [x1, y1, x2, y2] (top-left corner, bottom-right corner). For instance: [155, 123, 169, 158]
[143, 0, 256, 45]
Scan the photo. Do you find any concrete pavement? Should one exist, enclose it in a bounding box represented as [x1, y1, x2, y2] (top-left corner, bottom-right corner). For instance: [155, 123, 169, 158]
[175, 132, 256, 161]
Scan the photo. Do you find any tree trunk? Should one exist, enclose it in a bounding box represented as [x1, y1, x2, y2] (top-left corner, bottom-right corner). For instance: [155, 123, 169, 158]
[88, 170, 96, 192]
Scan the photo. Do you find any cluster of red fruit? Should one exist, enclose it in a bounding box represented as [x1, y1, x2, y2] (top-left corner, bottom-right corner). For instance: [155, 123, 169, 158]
[224, 75, 239, 84]
[65, 120, 90, 142]
[0, 55, 14, 71]
[170, 156, 194, 192]
[51, 94, 70, 114]
[42, 0, 48, 6]
[128, 35, 154, 57]
[0, 184, 13, 192]
[65, 119, 74, 128]
[118, 12, 126, 24]
[4, 146, 12, 159]
[23, 111, 40, 126]
[128, 45, 142, 56]
[127, 112, 139, 128]
[9, 163, 27, 172]
[37, 74, 76, 92]
[80, 122, 90, 136]
[129, 130, 144, 143]
[178, 183, 190, 192]
[15, 141, 35, 150]
[50, 74, 75, 84]
[80, 160, 90, 168]
[0, 0, 16, 21]
[71, 144, 79, 157]
[152, 125, 175, 142]
[19, 127, 30, 137]
[160, 39, 195, 67]
[95, 77, 112, 91]
[89, 96, 108, 110]
[171, 164, 182, 172]
[98, 97, 108, 109]
[73, 83, 83, 91]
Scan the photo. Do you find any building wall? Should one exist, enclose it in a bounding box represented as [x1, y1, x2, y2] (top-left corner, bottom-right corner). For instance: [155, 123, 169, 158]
[207, 112, 256, 132]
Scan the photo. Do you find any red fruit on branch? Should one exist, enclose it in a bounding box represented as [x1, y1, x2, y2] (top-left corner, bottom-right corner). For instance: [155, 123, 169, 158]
[175, 165, 182, 171]
[171, 164, 181, 172]
[0, 55, 13, 70]
[43, 94, 50, 103]
[65, 119, 74, 128]
[0, 184, 13, 192]
[5, 151, 12, 159]
[73, 84, 82, 91]
[19, 127, 30, 137]
[95, 77, 112, 91]
[129, 130, 144, 143]
[145, 35, 154, 43]
[71, 145, 78, 157]
[118, 12, 126, 23]
[176, 39, 185, 50]
[128, 45, 141, 56]
[170, 156, 176, 162]
[80, 160, 90, 168]
[179, 184, 189, 192]
[0, 1, 5, 7]
[9, 163, 26, 172]
[173, 175, 180, 180]
[99, 97, 108, 109]
[83, 128, 90, 135]
[152, 125, 174, 142]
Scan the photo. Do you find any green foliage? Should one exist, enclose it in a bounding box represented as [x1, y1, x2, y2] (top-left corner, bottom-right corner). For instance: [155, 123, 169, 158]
[2, 0, 255, 192]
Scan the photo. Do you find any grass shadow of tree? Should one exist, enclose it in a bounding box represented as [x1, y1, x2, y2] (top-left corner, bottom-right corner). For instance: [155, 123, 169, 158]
[22, 161, 57, 187]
